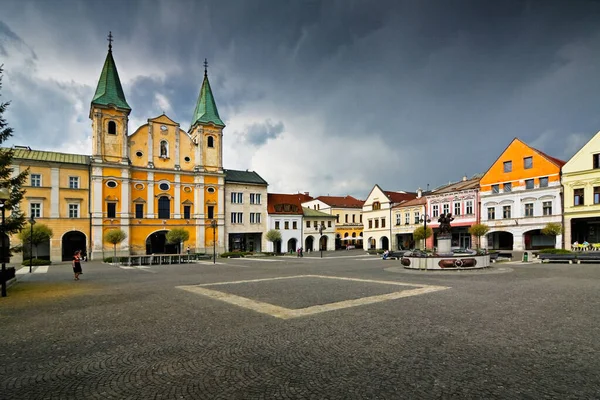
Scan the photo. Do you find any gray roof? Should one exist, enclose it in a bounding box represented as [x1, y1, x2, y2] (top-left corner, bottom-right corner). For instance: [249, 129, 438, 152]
[10, 147, 91, 165]
[224, 169, 268, 185]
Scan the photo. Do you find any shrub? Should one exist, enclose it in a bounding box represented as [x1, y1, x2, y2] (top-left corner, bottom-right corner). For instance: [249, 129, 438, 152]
[21, 258, 52, 266]
[219, 251, 254, 258]
[538, 248, 572, 254]
[103, 256, 130, 263]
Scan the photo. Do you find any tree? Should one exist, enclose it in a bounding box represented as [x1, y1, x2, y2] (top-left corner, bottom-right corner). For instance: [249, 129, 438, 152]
[166, 228, 190, 253]
[0, 65, 28, 234]
[266, 229, 282, 252]
[541, 222, 563, 237]
[17, 222, 53, 259]
[413, 226, 433, 249]
[468, 223, 490, 249]
[541, 222, 563, 248]
[104, 229, 127, 263]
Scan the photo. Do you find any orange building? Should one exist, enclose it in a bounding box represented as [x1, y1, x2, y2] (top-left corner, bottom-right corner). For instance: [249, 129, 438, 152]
[479, 138, 564, 251]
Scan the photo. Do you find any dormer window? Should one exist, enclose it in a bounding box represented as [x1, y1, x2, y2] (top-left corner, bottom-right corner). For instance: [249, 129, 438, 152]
[160, 140, 169, 158]
[108, 121, 117, 135]
[207, 136, 214, 148]
[372, 201, 381, 210]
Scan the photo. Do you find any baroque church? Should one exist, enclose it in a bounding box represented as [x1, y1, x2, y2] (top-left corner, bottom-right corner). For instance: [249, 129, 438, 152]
[9, 35, 268, 262]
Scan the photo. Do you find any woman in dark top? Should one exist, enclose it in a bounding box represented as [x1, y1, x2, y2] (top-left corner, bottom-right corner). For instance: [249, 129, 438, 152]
[72, 251, 82, 280]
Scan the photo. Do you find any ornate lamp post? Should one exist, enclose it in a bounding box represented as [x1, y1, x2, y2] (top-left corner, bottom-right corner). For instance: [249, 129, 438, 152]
[29, 216, 36, 273]
[210, 219, 217, 264]
[0, 187, 9, 297]
[318, 223, 325, 259]
[419, 214, 431, 251]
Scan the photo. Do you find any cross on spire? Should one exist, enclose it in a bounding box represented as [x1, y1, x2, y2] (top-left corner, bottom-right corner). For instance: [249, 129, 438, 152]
[204, 58, 208, 77]
[107, 31, 113, 52]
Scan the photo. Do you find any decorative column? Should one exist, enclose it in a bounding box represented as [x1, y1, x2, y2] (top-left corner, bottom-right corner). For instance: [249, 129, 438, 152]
[121, 116, 129, 164]
[174, 174, 181, 219]
[174, 126, 180, 170]
[147, 171, 155, 218]
[147, 123, 154, 168]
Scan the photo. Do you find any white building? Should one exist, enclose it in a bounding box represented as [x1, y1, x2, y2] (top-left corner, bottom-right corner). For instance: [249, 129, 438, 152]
[362, 185, 416, 250]
[224, 169, 268, 252]
[266, 193, 313, 253]
[301, 207, 336, 252]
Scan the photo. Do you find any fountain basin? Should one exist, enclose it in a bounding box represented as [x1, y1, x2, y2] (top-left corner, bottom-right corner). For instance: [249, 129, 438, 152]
[401, 254, 490, 270]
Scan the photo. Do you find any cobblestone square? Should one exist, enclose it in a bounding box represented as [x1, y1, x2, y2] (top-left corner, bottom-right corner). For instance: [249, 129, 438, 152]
[2, 255, 600, 399]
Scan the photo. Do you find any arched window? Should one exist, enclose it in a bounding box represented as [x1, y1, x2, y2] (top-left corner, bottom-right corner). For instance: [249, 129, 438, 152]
[158, 196, 170, 219]
[108, 121, 117, 135]
[372, 201, 381, 210]
[160, 140, 169, 158]
[207, 136, 214, 148]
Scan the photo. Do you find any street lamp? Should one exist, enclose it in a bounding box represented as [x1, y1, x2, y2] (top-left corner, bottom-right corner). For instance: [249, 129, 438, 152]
[210, 219, 217, 264]
[318, 223, 325, 259]
[419, 214, 431, 251]
[0, 187, 10, 297]
[29, 216, 36, 273]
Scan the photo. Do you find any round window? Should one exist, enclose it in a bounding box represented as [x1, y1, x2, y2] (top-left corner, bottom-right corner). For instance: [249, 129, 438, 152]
[106, 180, 117, 188]
[134, 183, 144, 190]
[207, 187, 215, 193]
[183, 186, 192, 193]
[135, 151, 143, 158]
[184, 156, 191, 162]
[159, 183, 170, 191]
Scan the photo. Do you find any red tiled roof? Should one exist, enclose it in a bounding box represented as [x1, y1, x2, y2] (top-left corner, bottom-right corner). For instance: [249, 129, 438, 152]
[383, 191, 417, 203]
[316, 195, 364, 208]
[532, 147, 566, 168]
[267, 193, 313, 214]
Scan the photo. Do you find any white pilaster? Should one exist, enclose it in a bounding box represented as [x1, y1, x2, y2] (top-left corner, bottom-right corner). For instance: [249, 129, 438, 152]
[147, 123, 154, 168]
[174, 174, 181, 218]
[174, 126, 180, 170]
[50, 167, 60, 218]
[147, 171, 155, 218]
[122, 115, 129, 163]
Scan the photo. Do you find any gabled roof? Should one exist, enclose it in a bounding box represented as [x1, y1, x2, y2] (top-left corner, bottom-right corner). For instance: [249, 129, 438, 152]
[383, 190, 417, 203]
[10, 147, 90, 165]
[91, 47, 130, 111]
[429, 175, 481, 195]
[302, 207, 336, 218]
[315, 195, 364, 208]
[224, 169, 268, 185]
[268, 193, 313, 214]
[190, 72, 225, 129]
[531, 147, 566, 168]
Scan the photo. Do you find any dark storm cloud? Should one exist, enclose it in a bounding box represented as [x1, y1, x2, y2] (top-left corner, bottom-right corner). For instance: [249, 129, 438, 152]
[239, 120, 285, 146]
[1, 0, 600, 197]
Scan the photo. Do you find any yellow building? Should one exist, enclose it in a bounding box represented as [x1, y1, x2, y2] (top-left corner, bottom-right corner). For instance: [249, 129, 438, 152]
[10, 148, 90, 262]
[9, 39, 239, 261]
[562, 130, 600, 247]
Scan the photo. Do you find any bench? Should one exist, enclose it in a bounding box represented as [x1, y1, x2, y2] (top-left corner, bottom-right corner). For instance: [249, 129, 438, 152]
[539, 254, 576, 264]
[574, 253, 600, 264]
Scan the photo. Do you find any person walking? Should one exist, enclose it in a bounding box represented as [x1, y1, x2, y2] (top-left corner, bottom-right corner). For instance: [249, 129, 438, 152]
[72, 250, 83, 281]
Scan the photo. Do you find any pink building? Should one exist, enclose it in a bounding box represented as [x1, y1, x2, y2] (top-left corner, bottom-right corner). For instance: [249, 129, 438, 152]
[425, 175, 481, 250]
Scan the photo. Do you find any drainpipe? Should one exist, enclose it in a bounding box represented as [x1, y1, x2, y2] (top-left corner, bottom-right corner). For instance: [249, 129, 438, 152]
[389, 203, 393, 250]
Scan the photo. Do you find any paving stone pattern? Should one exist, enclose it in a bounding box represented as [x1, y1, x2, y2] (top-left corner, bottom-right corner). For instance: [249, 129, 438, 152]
[2, 255, 600, 399]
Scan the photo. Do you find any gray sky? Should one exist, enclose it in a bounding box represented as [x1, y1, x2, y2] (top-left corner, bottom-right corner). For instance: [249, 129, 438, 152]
[2, 0, 600, 199]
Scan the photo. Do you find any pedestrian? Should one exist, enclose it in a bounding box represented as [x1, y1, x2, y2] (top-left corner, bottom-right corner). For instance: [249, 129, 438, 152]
[299, 247, 303, 257]
[186, 246, 190, 255]
[72, 250, 83, 280]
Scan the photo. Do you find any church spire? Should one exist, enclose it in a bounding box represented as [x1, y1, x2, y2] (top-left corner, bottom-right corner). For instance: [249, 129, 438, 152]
[190, 59, 225, 129]
[91, 32, 131, 111]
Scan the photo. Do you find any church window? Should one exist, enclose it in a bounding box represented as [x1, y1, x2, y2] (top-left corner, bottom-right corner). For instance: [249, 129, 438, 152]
[158, 196, 170, 219]
[372, 202, 381, 210]
[207, 136, 214, 148]
[160, 140, 169, 158]
[207, 187, 215, 193]
[68, 204, 79, 218]
[108, 121, 117, 135]
[159, 182, 170, 191]
[69, 176, 79, 189]
[183, 205, 191, 219]
[107, 203, 116, 218]
[135, 151, 143, 158]
[135, 204, 144, 219]
[207, 205, 214, 219]
[184, 156, 191, 162]
[106, 180, 117, 188]
[31, 174, 41, 187]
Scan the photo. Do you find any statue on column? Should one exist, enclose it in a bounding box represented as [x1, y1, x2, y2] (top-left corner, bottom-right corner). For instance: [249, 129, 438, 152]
[438, 213, 454, 235]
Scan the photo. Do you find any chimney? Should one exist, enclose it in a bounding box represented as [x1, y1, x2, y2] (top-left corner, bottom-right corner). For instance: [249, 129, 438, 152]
[462, 175, 467, 181]
[417, 188, 422, 198]
[304, 192, 310, 196]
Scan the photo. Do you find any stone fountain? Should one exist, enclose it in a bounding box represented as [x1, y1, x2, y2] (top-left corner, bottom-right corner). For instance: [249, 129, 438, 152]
[401, 213, 490, 270]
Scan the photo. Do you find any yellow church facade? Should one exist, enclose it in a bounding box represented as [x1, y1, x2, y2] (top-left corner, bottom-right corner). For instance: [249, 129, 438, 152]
[8, 40, 242, 262]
